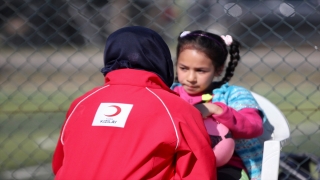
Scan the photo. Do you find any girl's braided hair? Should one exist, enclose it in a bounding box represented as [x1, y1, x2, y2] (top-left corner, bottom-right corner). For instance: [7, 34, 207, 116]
[176, 30, 241, 88]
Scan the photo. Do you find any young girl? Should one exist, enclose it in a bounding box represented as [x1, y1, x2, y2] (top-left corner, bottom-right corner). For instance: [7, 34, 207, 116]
[171, 30, 274, 180]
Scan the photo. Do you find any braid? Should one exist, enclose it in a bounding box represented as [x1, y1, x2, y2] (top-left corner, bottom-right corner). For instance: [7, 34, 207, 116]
[220, 40, 240, 84]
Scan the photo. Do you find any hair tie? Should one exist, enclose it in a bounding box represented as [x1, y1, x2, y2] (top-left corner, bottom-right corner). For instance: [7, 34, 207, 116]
[180, 31, 191, 37]
[220, 35, 233, 46]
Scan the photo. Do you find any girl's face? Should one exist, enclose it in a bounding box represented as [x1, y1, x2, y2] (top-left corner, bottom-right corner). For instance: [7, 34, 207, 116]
[177, 49, 217, 95]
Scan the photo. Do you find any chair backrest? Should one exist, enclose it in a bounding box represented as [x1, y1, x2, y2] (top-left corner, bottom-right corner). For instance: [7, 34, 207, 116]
[251, 92, 290, 143]
[251, 92, 291, 180]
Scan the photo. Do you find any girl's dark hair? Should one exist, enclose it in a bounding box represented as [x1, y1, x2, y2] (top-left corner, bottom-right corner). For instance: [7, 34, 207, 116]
[176, 30, 240, 87]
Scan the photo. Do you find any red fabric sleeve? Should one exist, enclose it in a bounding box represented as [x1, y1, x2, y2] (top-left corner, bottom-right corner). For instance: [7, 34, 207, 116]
[52, 98, 79, 175]
[52, 115, 69, 175]
[52, 136, 64, 175]
[212, 102, 263, 139]
[173, 108, 217, 180]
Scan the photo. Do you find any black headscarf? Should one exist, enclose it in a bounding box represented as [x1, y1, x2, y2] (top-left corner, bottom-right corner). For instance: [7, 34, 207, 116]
[101, 26, 174, 87]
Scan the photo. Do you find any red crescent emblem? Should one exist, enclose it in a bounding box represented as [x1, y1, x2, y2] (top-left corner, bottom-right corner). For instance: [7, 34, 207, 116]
[104, 105, 121, 117]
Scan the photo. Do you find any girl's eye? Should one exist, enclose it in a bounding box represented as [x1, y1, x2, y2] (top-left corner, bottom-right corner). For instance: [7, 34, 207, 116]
[197, 69, 206, 73]
[179, 66, 187, 71]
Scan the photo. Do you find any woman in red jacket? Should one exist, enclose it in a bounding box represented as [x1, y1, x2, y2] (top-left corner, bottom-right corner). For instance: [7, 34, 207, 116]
[52, 26, 217, 180]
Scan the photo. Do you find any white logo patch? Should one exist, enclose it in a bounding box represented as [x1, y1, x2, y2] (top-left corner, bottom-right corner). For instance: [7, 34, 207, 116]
[92, 103, 133, 128]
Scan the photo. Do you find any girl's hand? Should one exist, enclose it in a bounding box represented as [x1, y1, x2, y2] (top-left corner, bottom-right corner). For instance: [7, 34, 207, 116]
[194, 103, 223, 118]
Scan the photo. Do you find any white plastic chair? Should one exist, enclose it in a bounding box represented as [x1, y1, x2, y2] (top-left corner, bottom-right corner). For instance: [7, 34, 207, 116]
[251, 92, 291, 180]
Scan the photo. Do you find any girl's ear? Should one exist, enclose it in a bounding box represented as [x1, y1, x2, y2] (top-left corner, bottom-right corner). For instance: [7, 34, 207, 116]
[215, 66, 224, 76]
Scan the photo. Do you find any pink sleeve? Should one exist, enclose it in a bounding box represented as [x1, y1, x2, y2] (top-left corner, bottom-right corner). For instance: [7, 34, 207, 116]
[212, 102, 263, 139]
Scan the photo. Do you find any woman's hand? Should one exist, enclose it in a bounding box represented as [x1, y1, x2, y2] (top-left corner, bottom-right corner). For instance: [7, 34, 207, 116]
[194, 103, 223, 118]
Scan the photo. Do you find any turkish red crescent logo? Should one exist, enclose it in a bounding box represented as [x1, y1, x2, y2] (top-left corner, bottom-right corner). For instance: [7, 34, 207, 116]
[104, 105, 121, 117]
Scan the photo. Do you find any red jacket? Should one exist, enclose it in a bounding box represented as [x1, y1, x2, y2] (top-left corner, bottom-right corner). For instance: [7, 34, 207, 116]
[52, 69, 216, 180]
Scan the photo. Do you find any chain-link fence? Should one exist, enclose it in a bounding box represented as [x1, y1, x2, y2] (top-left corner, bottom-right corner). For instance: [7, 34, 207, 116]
[0, 0, 319, 179]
